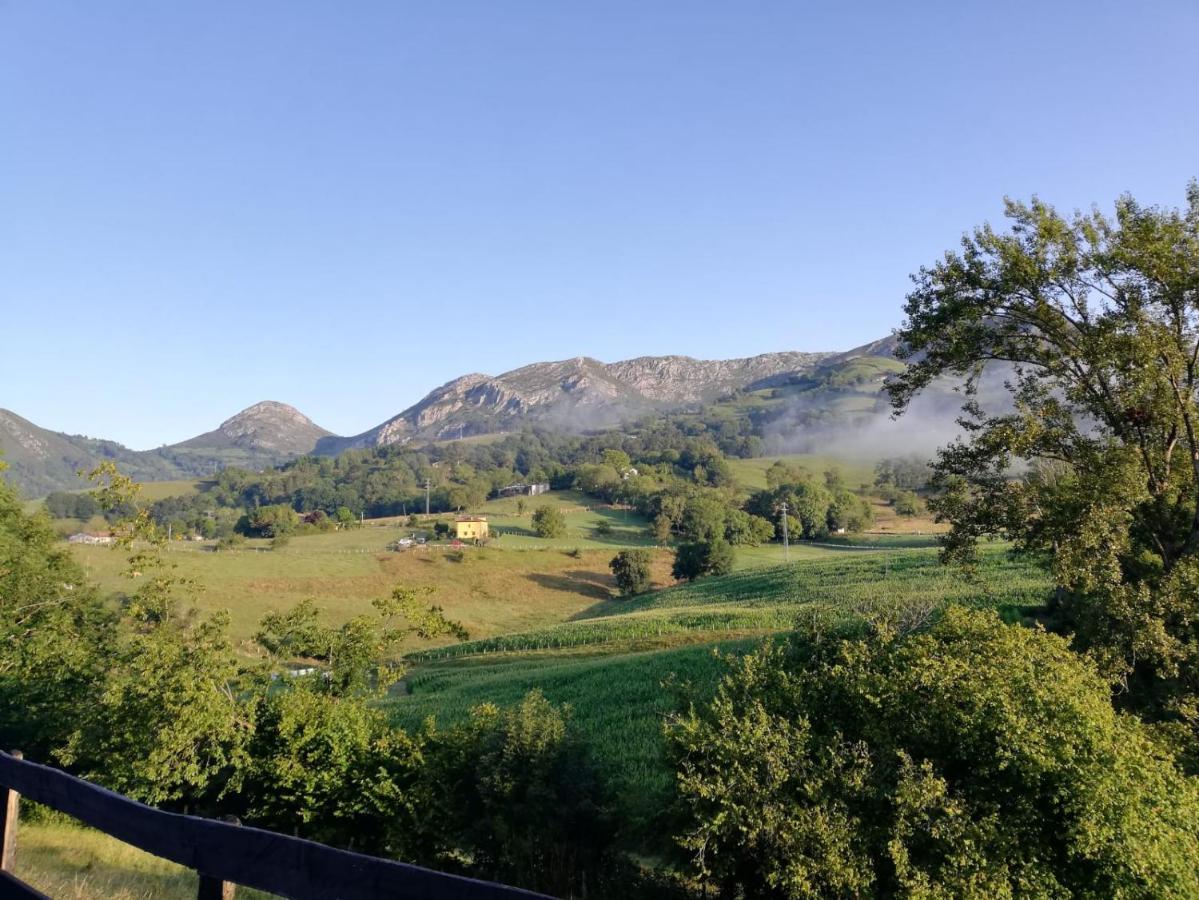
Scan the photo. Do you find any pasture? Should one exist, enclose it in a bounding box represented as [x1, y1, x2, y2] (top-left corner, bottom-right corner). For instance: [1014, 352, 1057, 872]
[69, 524, 676, 651]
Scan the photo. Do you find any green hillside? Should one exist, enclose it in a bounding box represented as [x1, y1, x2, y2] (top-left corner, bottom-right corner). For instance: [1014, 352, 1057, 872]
[390, 545, 1051, 847]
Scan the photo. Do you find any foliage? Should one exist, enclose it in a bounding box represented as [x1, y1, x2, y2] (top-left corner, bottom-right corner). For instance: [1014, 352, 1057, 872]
[238, 685, 429, 858]
[531, 503, 567, 538]
[59, 609, 249, 807]
[669, 608, 1199, 898]
[889, 184, 1199, 756]
[43, 490, 101, 520]
[672, 539, 735, 581]
[748, 470, 873, 540]
[237, 503, 298, 538]
[255, 588, 467, 697]
[422, 690, 615, 896]
[53, 463, 248, 806]
[609, 548, 653, 596]
[874, 456, 932, 491]
[0, 463, 112, 758]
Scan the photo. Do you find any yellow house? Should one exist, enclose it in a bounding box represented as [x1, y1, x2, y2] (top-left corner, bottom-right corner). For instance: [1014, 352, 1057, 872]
[454, 516, 489, 541]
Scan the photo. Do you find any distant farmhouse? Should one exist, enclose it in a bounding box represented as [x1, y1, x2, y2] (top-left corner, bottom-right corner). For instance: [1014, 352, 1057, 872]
[67, 531, 114, 546]
[454, 516, 489, 541]
[497, 482, 550, 498]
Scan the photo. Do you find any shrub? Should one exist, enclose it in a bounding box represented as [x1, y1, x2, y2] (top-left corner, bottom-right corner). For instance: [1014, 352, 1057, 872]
[531, 504, 567, 539]
[239, 686, 428, 859]
[669, 608, 1199, 898]
[423, 691, 615, 896]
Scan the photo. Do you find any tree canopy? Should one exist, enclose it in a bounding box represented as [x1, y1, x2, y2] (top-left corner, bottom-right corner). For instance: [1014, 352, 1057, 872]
[670, 608, 1199, 898]
[890, 183, 1199, 757]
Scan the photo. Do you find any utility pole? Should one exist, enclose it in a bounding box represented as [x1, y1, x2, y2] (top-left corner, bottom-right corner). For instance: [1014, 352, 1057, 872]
[779, 502, 790, 561]
[424, 479, 431, 516]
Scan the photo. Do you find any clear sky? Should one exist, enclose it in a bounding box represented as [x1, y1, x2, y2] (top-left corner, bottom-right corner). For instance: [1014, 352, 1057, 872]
[2, 1, 1197, 448]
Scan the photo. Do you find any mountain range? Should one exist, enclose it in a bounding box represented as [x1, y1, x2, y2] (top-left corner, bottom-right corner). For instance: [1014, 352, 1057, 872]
[2, 338, 904, 497]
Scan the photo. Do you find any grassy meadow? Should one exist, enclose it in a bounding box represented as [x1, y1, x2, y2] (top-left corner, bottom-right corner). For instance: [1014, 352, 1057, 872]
[71, 532, 676, 652]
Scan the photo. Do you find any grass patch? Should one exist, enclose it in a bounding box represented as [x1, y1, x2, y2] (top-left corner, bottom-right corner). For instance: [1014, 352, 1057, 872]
[12, 819, 275, 899]
[407, 545, 1048, 661]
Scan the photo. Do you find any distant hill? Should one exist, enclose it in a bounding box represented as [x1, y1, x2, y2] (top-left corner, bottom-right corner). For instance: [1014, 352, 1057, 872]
[0, 408, 183, 499]
[0, 401, 331, 497]
[3, 339, 928, 497]
[174, 401, 332, 457]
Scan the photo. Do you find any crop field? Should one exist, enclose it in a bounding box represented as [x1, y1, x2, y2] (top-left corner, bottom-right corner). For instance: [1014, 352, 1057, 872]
[391, 546, 1050, 845]
[406, 545, 1048, 661]
[392, 547, 1049, 836]
[391, 641, 755, 844]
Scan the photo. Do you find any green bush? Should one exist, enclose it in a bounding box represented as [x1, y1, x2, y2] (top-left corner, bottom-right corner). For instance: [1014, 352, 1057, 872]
[672, 539, 734, 581]
[669, 607, 1199, 898]
[423, 690, 615, 896]
[531, 504, 567, 538]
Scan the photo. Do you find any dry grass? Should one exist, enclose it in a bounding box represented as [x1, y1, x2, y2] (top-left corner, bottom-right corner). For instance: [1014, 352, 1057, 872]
[71, 535, 676, 651]
[866, 499, 947, 535]
[12, 821, 275, 899]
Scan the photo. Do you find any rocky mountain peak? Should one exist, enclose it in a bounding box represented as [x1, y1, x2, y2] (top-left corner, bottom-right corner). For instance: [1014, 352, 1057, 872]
[180, 401, 331, 455]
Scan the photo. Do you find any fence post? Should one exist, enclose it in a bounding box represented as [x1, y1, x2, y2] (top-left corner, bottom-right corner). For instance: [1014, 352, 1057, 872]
[1, 750, 21, 873]
[196, 815, 239, 899]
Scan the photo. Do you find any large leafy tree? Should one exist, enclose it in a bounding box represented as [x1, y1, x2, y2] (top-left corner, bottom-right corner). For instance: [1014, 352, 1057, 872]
[669, 608, 1199, 898]
[0, 462, 113, 758]
[889, 184, 1199, 753]
[59, 464, 250, 805]
[609, 548, 654, 596]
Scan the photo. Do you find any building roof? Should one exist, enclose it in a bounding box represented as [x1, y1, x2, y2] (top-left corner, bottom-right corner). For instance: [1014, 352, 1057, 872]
[455, 516, 488, 522]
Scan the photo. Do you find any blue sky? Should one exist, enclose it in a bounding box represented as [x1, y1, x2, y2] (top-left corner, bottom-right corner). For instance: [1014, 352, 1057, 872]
[2, 1, 1197, 448]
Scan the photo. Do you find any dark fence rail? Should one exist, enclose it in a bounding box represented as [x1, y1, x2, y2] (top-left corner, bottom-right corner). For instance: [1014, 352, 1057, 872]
[0, 750, 550, 899]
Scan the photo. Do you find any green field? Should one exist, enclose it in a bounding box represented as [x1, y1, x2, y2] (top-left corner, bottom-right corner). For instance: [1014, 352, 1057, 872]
[68, 491, 667, 649]
[66, 488, 950, 651]
[405, 545, 1044, 661]
[393, 642, 749, 844]
[49, 481, 1052, 880]
[389, 546, 1050, 847]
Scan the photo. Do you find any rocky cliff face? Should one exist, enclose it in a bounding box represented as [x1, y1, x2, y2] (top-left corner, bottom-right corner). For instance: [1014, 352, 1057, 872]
[344, 349, 835, 447]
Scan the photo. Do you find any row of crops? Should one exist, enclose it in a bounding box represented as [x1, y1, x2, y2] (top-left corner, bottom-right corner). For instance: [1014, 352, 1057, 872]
[408, 546, 1050, 662]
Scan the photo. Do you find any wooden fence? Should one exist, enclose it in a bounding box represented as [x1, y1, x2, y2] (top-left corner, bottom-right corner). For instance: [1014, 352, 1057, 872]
[0, 750, 550, 899]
